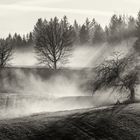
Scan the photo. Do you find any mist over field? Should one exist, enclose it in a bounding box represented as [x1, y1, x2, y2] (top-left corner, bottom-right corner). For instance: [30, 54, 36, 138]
[0, 39, 135, 119]
[67, 41, 134, 68]
[11, 39, 135, 67]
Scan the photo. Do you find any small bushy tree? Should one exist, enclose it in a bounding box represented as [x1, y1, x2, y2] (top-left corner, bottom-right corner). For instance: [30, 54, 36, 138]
[93, 53, 139, 103]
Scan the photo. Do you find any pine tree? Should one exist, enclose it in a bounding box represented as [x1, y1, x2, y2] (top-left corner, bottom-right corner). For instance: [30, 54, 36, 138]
[73, 20, 80, 45]
[29, 32, 33, 44]
[79, 25, 89, 44]
[134, 11, 140, 52]
[107, 14, 126, 43]
[92, 24, 105, 44]
[127, 16, 136, 37]
[135, 11, 140, 38]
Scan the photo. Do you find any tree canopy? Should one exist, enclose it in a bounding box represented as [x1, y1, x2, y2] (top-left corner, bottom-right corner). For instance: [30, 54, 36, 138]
[34, 16, 75, 69]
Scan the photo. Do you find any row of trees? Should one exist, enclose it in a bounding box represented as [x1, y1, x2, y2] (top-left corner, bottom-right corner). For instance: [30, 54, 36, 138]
[3, 14, 136, 51]
[5, 32, 33, 49]
[0, 12, 140, 70]
[74, 14, 136, 45]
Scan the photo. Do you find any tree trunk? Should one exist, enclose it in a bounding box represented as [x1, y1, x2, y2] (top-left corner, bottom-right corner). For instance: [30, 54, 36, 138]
[129, 87, 135, 103]
[54, 61, 57, 70]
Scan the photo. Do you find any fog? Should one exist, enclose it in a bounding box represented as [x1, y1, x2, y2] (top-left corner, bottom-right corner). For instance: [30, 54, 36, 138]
[0, 40, 136, 119]
[0, 70, 94, 119]
[11, 51, 37, 67]
[11, 40, 133, 67]
[67, 41, 132, 68]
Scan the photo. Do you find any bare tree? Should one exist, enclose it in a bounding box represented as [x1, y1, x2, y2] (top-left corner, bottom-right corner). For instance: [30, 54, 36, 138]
[93, 53, 139, 103]
[0, 39, 13, 68]
[34, 16, 75, 70]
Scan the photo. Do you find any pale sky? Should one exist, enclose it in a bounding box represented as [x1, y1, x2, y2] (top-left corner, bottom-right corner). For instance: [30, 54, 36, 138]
[0, 0, 139, 37]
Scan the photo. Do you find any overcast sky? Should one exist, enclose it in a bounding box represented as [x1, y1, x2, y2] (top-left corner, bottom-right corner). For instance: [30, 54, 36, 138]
[0, 0, 140, 37]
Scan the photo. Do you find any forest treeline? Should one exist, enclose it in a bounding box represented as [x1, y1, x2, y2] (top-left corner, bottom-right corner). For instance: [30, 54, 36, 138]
[2, 11, 140, 51]
[3, 32, 33, 50]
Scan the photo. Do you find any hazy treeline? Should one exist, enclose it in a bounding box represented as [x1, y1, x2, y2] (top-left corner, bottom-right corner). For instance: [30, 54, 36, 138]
[0, 11, 140, 69]
[74, 14, 136, 45]
[3, 32, 33, 49]
[2, 11, 140, 49]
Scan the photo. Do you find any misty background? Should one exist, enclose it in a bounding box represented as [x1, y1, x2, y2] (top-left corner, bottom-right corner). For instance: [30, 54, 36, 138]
[0, 0, 140, 119]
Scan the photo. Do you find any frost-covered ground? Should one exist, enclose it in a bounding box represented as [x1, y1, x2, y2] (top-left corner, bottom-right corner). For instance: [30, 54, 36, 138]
[0, 103, 139, 140]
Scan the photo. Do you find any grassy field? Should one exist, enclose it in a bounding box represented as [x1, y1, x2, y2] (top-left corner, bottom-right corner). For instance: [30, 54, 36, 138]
[0, 67, 93, 93]
[0, 103, 140, 140]
[0, 67, 139, 139]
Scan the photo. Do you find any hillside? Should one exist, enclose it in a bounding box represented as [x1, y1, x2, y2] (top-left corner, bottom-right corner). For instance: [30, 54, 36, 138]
[0, 103, 140, 140]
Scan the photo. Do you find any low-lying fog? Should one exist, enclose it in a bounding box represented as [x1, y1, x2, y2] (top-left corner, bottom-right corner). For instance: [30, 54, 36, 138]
[0, 40, 136, 119]
[11, 41, 132, 68]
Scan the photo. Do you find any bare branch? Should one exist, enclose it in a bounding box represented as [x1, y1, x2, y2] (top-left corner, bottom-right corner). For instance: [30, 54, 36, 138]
[34, 17, 75, 69]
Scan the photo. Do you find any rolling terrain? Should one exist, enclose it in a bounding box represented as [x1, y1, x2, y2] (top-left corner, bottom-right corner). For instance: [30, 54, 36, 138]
[0, 103, 139, 140]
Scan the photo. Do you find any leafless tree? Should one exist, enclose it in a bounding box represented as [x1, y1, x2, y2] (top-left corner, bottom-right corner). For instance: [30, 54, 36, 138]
[0, 39, 13, 68]
[34, 16, 75, 70]
[93, 52, 139, 103]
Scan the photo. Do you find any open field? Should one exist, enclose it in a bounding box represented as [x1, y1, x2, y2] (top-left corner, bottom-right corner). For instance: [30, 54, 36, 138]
[0, 103, 140, 140]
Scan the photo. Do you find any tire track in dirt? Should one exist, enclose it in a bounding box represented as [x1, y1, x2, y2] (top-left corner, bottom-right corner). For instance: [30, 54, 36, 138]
[70, 120, 96, 140]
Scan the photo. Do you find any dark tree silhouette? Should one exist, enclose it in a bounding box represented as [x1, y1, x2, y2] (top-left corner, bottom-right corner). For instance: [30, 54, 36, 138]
[73, 20, 80, 45]
[105, 14, 136, 43]
[79, 18, 96, 45]
[0, 39, 13, 68]
[34, 16, 75, 69]
[136, 11, 140, 37]
[126, 16, 136, 38]
[4, 32, 34, 50]
[92, 23, 105, 44]
[93, 53, 139, 103]
[134, 11, 140, 52]
[79, 25, 89, 44]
